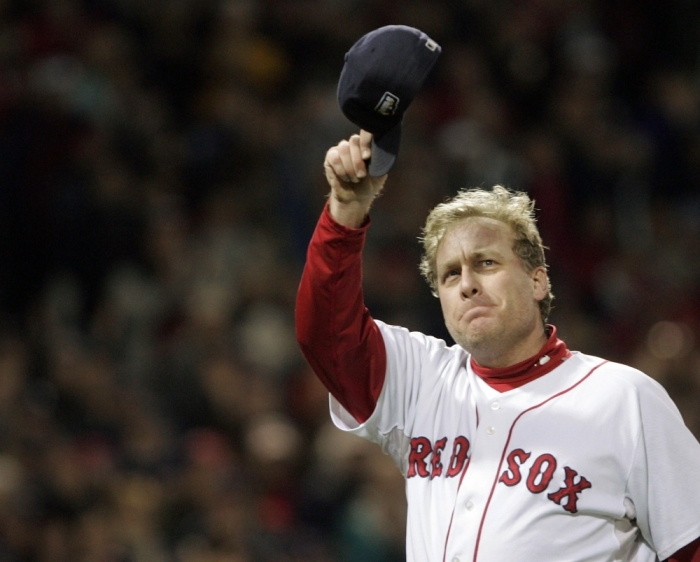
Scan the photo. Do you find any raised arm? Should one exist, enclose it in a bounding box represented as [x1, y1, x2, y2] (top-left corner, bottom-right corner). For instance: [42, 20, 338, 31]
[295, 131, 388, 423]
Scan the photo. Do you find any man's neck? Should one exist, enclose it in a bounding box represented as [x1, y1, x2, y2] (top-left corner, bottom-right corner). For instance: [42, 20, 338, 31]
[469, 325, 549, 369]
[470, 325, 571, 392]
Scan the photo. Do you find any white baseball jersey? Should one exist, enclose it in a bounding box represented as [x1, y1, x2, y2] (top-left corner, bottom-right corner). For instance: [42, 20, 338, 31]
[330, 321, 700, 562]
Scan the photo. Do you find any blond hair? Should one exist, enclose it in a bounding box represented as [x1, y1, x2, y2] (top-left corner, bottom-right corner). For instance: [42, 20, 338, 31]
[419, 185, 553, 323]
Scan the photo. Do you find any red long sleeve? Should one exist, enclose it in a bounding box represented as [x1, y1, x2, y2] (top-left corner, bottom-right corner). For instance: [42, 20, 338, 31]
[667, 537, 700, 562]
[295, 204, 387, 423]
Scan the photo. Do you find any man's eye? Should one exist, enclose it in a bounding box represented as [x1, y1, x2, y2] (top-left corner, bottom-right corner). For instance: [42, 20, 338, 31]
[480, 260, 495, 267]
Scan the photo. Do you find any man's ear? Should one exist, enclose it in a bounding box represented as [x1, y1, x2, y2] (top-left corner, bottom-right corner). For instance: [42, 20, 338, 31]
[532, 267, 548, 301]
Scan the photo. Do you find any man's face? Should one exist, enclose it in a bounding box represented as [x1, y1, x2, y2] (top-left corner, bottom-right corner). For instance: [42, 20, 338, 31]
[435, 217, 548, 364]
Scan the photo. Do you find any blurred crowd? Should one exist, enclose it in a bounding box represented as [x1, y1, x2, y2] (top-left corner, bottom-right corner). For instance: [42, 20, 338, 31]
[0, 0, 699, 560]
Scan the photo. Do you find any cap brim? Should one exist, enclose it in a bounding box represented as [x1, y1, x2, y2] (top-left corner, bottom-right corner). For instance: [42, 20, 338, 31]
[368, 122, 402, 177]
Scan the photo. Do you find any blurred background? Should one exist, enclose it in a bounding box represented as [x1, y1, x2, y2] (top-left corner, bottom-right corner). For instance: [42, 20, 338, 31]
[0, 0, 699, 560]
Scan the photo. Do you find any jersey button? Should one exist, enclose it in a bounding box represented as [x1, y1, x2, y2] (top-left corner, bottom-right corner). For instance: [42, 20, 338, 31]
[490, 401, 500, 410]
[466, 500, 474, 511]
[452, 558, 460, 562]
[486, 426, 495, 435]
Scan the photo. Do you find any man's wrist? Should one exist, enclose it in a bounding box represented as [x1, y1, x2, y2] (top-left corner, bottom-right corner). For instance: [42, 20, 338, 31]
[328, 190, 374, 228]
[329, 188, 376, 205]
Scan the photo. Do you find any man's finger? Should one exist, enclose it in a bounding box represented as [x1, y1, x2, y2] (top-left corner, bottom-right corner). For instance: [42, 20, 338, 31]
[337, 140, 358, 182]
[359, 130, 373, 160]
[349, 135, 366, 179]
[325, 147, 350, 184]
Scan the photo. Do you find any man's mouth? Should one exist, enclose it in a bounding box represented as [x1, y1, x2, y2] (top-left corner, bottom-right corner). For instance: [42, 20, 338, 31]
[461, 305, 493, 323]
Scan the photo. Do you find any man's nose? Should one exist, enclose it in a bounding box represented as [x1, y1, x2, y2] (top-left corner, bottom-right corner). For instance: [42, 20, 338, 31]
[460, 268, 481, 299]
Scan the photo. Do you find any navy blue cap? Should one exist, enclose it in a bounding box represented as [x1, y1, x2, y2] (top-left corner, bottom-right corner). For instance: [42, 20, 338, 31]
[337, 25, 441, 176]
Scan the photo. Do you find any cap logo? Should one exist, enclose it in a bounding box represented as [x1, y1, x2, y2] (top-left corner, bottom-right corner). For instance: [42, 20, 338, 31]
[425, 38, 438, 51]
[375, 92, 400, 116]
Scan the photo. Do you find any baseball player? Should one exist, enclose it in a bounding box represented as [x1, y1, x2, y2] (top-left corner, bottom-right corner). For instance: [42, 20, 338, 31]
[295, 129, 700, 561]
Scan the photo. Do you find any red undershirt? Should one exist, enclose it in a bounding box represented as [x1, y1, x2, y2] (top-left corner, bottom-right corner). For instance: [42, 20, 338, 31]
[295, 203, 700, 562]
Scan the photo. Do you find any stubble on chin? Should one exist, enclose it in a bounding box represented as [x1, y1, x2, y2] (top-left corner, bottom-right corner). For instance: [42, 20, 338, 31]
[448, 318, 499, 355]
[449, 316, 536, 365]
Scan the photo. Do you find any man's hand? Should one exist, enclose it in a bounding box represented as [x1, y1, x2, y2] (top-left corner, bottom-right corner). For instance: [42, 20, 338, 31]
[324, 130, 388, 228]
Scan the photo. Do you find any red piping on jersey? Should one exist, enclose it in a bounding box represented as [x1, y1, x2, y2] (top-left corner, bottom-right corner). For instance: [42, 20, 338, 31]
[443, 407, 479, 562]
[471, 360, 609, 562]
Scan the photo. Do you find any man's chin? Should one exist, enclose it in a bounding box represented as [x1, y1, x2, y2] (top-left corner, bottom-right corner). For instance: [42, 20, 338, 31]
[450, 321, 499, 351]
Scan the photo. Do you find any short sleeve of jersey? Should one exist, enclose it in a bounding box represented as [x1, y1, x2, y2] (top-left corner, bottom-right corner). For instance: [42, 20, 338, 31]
[622, 369, 700, 559]
[330, 320, 470, 474]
